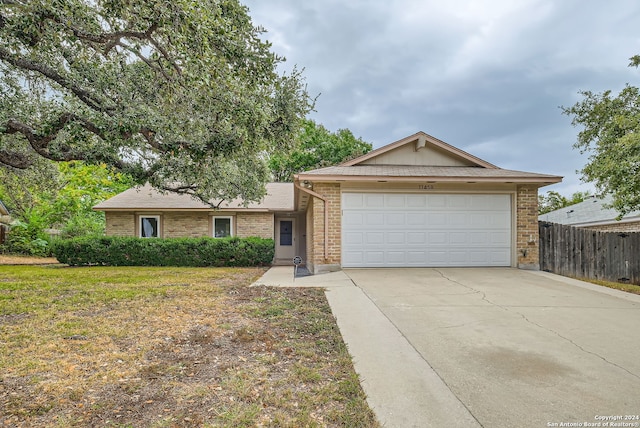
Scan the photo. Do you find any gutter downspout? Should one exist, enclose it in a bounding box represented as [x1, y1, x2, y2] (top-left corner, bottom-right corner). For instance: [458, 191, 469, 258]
[294, 182, 329, 262]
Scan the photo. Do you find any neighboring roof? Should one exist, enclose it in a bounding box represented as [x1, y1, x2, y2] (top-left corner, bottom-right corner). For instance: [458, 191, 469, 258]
[297, 131, 562, 186]
[94, 183, 294, 212]
[539, 195, 640, 227]
[0, 200, 8, 216]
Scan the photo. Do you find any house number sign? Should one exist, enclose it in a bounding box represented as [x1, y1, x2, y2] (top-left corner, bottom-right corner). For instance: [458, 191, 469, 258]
[418, 184, 435, 190]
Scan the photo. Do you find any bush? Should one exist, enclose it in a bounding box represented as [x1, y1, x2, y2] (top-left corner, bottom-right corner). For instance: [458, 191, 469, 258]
[3, 219, 52, 256]
[60, 213, 105, 239]
[51, 236, 275, 267]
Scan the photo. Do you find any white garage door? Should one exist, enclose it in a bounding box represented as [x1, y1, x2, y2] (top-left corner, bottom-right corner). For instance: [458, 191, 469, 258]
[342, 193, 512, 267]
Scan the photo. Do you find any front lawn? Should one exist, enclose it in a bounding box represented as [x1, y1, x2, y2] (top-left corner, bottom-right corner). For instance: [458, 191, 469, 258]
[0, 265, 379, 427]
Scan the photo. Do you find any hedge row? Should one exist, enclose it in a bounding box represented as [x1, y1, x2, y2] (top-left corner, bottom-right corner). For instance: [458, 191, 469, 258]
[52, 236, 275, 267]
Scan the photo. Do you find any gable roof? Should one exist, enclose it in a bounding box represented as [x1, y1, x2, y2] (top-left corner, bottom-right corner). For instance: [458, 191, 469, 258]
[341, 131, 498, 168]
[539, 195, 640, 227]
[297, 131, 562, 185]
[94, 183, 294, 212]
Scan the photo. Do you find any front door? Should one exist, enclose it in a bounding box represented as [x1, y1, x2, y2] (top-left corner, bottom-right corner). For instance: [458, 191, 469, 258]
[276, 218, 295, 261]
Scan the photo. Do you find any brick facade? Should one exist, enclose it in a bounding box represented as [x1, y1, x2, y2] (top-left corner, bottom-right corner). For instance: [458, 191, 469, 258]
[583, 221, 640, 233]
[307, 183, 341, 273]
[236, 212, 274, 239]
[164, 212, 209, 238]
[516, 185, 540, 269]
[105, 212, 135, 236]
[306, 202, 315, 270]
[104, 211, 273, 239]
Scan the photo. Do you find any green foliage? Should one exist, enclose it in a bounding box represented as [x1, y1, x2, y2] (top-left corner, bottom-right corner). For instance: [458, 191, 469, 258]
[0, 0, 312, 205]
[2, 216, 51, 257]
[563, 55, 640, 217]
[0, 158, 59, 220]
[0, 161, 133, 246]
[52, 236, 275, 267]
[538, 190, 592, 215]
[269, 120, 372, 182]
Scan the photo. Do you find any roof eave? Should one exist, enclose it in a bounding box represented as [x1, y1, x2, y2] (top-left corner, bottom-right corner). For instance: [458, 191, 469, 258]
[93, 207, 277, 213]
[295, 174, 562, 185]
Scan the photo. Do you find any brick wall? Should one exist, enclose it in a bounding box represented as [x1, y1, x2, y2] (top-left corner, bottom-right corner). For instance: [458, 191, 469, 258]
[516, 185, 540, 269]
[236, 212, 274, 238]
[306, 203, 315, 272]
[164, 212, 209, 238]
[308, 183, 341, 272]
[105, 211, 274, 239]
[583, 221, 640, 232]
[105, 212, 135, 236]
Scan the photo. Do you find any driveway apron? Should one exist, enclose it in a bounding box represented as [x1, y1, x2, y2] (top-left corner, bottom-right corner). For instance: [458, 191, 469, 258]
[344, 268, 640, 428]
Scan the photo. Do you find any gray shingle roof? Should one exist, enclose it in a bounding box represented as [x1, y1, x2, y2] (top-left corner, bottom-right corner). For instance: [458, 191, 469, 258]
[94, 183, 294, 211]
[538, 195, 640, 226]
[298, 165, 561, 182]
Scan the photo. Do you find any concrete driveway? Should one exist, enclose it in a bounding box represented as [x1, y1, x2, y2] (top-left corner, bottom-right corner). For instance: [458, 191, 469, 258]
[343, 268, 640, 428]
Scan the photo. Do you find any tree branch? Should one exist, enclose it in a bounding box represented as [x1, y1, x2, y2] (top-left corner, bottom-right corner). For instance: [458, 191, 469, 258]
[0, 149, 32, 169]
[0, 47, 114, 114]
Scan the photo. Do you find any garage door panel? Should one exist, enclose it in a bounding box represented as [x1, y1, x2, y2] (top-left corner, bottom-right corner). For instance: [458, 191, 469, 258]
[386, 194, 406, 207]
[365, 232, 384, 244]
[365, 194, 384, 208]
[342, 193, 512, 267]
[387, 251, 406, 263]
[491, 232, 510, 245]
[407, 213, 426, 225]
[343, 193, 365, 209]
[365, 251, 385, 264]
[344, 232, 364, 245]
[366, 213, 384, 225]
[428, 213, 447, 226]
[428, 232, 447, 244]
[386, 213, 405, 225]
[407, 195, 427, 207]
[408, 232, 426, 244]
[387, 232, 405, 244]
[343, 211, 364, 226]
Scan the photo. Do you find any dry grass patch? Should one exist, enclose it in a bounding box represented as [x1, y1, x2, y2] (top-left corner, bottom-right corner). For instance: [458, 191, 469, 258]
[572, 276, 640, 295]
[0, 265, 379, 427]
[0, 254, 59, 265]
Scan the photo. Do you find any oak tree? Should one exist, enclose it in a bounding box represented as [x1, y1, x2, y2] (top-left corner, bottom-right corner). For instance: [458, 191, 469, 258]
[0, 0, 312, 205]
[563, 55, 640, 216]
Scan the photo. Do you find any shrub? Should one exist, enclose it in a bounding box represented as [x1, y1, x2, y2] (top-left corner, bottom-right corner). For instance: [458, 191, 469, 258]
[3, 219, 52, 256]
[51, 236, 275, 267]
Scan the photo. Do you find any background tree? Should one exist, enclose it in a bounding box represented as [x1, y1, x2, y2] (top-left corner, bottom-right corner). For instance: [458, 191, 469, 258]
[269, 120, 372, 182]
[0, 161, 133, 253]
[538, 190, 591, 215]
[563, 55, 640, 217]
[0, 0, 312, 206]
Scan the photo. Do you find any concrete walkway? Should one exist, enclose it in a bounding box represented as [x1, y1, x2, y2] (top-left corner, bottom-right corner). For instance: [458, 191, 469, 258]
[252, 266, 481, 427]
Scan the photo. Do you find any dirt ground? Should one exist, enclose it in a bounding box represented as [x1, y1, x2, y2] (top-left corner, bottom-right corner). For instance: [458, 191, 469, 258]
[0, 255, 59, 265]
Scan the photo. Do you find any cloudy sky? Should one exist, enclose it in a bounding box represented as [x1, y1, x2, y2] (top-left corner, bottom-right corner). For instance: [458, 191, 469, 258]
[242, 0, 640, 195]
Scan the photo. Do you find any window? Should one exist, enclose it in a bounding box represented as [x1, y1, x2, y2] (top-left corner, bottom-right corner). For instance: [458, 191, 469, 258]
[279, 220, 293, 246]
[139, 215, 160, 238]
[213, 217, 233, 238]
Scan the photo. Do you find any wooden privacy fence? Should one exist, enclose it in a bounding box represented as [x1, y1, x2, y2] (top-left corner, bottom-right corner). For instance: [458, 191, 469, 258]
[539, 221, 640, 285]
